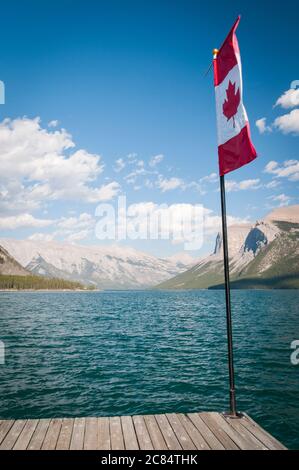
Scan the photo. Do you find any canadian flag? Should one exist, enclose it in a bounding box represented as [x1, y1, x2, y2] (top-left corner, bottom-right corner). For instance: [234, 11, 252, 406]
[213, 16, 257, 176]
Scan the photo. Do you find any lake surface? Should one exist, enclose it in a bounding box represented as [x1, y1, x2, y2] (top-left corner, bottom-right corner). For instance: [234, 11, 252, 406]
[0, 290, 298, 449]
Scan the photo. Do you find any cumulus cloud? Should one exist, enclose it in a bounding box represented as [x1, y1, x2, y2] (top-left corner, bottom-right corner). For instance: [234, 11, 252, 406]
[113, 158, 126, 172]
[48, 120, 59, 128]
[275, 88, 299, 109]
[256, 117, 272, 134]
[199, 173, 218, 184]
[56, 212, 94, 231]
[273, 109, 299, 134]
[265, 180, 281, 189]
[0, 213, 54, 230]
[28, 232, 55, 242]
[225, 179, 261, 192]
[66, 230, 91, 242]
[264, 159, 299, 181]
[75, 181, 120, 203]
[268, 193, 292, 207]
[119, 202, 248, 249]
[27, 212, 96, 243]
[149, 154, 164, 167]
[0, 117, 119, 215]
[157, 176, 184, 192]
[258, 86, 299, 135]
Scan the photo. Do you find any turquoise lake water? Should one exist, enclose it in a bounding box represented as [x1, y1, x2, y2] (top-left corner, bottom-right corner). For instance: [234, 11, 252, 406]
[0, 290, 298, 449]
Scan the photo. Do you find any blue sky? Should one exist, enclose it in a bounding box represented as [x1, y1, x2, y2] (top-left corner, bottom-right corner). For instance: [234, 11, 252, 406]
[0, 0, 298, 258]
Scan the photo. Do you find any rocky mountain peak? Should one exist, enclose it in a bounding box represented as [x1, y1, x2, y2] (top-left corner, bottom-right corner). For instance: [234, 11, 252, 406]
[213, 223, 252, 257]
[0, 245, 30, 276]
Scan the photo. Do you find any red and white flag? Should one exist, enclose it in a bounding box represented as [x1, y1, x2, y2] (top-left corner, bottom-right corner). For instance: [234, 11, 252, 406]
[213, 16, 257, 176]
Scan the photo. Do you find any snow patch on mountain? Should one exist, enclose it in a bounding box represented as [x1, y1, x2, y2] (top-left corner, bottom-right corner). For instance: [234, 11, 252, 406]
[0, 239, 193, 289]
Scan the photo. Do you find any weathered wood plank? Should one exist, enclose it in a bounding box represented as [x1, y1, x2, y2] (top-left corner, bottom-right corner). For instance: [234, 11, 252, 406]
[121, 416, 139, 450]
[98, 417, 110, 450]
[188, 413, 225, 450]
[177, 414, 210, 450]
[166, 413, 196, 450]
[0, 420, 14, 446]
[200, 412, 239, 450]
[56, 418, 74, 450]
[207, 413, 252, 450]
[133, 415, 153, 450]
[155, 414, 182, 450]
[110, 416, 124, 450]
[143, 415, 167, 450]
[13, 419, 38, 450]
[241, 413, 287, 450]
[84, 417, 98, 450]
[224, 415, 268, 450]
[0, 412, 286, 451]
[0, 420, 27, 450]
[27, 419, 51, 450]
[70, 417, 85, 450]
[42, 418, 62, 450]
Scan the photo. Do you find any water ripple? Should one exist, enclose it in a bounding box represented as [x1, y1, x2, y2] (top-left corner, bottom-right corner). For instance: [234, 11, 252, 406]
[0, 290, 298, 448]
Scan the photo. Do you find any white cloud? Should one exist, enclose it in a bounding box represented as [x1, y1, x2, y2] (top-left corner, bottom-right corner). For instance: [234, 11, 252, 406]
[202, 210, 249, 236]
[256, 117, 272, 134]
[155, 172, 218, 196]
[124, 169, 145, 184]
[124, 167, 156, 185]
[66, 230, 91, 242]
[273, 109, 299, 134]
[275, 88, 299, 109]
[157, 176, 184, 192]
[0, 213, 54, 230]
[82, 181, 120, 203]
[56, 212, 94, 231]
[268, 193, 292, 207]
[113, 158, 126, 172]
[264, 159, 299, 181]
[0, 117, 119, 215]
[123, 202, 248, 248]
[149, 154, 164, 167]
[225, 179, 261, 192]
[144, 179, 154, 189]
[199, 173, 218, 184]
[28, 232, 55, 242]
[265, 180, 281, 189]
[264, 161, 279, 173]
[29, 212, 96, 243]
[127, 153, 138, 161]
[48, 120, 59, 128]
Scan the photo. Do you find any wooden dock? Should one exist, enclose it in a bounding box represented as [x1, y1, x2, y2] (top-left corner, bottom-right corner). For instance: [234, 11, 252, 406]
[0, 412, 286, 450]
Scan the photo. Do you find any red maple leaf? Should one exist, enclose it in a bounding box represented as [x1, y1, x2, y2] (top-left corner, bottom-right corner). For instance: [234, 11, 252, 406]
[222, 80, 240, 127]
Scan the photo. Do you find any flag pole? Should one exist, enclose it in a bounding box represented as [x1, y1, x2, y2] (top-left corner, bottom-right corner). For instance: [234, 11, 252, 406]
[213, 48, 237, 417]
[219, 174, 237, 417]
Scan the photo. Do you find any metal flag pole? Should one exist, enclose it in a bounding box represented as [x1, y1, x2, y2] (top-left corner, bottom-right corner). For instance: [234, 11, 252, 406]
[213, 48, 237, 417]
[219, 174, 237, 417]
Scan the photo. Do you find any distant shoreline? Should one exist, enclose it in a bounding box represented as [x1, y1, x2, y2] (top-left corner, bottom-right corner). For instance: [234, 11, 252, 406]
[0, 289, 101, 293]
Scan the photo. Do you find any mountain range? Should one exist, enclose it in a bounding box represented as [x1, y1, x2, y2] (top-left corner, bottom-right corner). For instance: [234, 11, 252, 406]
[0, 239, 194, 290]
[1, 205, 298, 290]
[156, 205, 299, 290]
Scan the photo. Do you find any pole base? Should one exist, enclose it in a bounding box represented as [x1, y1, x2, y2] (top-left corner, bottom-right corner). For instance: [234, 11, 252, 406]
[222, 411, 244, 419]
